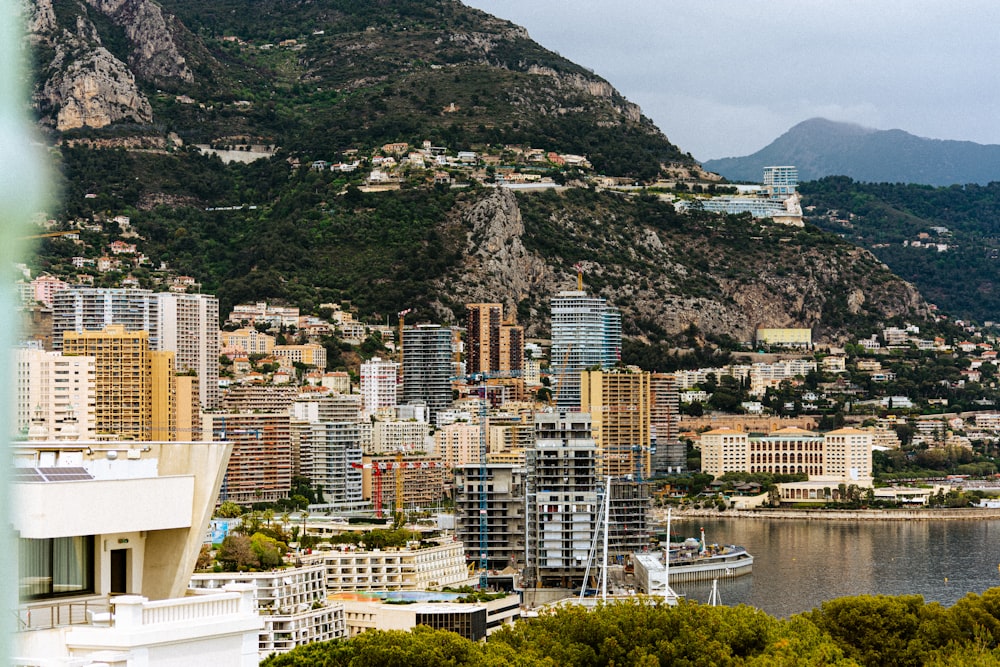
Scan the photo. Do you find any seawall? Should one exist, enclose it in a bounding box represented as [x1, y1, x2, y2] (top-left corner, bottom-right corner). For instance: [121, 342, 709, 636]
[652, 507, 1000, 522]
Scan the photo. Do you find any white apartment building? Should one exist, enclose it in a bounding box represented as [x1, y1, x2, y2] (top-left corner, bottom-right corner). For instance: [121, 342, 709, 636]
[360, 356, 399, 416]
[158, 292, 221, 409]
[227, 301, 300, 328]
[16, 346, 97, 440]
[301, 540, 472, 592]
[371, 419, 430, 454]
[190, 564, 346, 659]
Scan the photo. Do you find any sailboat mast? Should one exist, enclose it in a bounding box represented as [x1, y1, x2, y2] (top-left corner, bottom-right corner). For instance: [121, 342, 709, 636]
[664, 507, 671, 601]
[601, 476, 610, 601]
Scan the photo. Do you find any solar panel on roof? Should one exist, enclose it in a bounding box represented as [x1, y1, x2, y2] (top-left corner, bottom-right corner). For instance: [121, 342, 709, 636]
[11, 468, 45, 482]
[37, 467, 93, 482]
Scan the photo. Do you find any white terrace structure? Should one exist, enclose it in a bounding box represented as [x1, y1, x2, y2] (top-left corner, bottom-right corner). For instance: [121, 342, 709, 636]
[11, 435, 262, 667]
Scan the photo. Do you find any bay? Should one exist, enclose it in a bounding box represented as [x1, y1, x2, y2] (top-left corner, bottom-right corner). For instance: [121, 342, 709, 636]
[665, 517, 1000, 617]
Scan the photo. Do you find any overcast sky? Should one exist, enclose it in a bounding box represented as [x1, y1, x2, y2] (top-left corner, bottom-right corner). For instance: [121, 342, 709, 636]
[463, 0, 1000, 162]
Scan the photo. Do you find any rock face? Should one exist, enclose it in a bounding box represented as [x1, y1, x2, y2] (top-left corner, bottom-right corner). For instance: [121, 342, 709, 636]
[84, 0, 192, 83]
[42, 46, 153, 130]
[453, 188, 553, 318]
[28, 0, 191, 130]
[438, 189, 928, 342]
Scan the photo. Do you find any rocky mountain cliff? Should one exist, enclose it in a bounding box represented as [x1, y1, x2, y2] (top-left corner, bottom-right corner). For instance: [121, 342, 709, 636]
[28, 0, 193, 130]
[438, 188, 927, 342]
[704, 118, 1000, 186]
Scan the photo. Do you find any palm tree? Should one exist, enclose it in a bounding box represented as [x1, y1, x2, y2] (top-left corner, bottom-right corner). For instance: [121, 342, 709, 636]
[263, 508, 274, 528]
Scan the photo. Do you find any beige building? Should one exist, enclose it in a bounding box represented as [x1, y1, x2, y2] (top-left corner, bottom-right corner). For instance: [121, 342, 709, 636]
[700, 426, 872, 485]
[221, 327, 275, 356]
[581, 368, 651, 478]
[63, 325, 175, 441]
[755, 327, 812, 348]
[273, 343, 327, 369]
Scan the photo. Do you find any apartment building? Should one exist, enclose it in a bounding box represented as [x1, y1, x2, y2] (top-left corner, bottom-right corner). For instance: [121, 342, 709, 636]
[205, 412, 293, 504]
[650, 372, 684, 473]
[52, 287, 160, 350]
[371, 419, 430, 454]
[308, 421, 365, 512]
[221, 384, 299, 413]
[158, 293, 221, 409]
[15, 346, 97, 440]
[360, 356, 398, 416]
[62, 325, 175, 441]
[190, 564, 346, 660]
[550, 290, 621, 410]
[401, 324, 454, 422]
[465, 303, 524, 374]
[580, 368, 651, 479]
[525, 411, 598, 588]
[454, 463, 526, 571]
[302, 540, 471, 593]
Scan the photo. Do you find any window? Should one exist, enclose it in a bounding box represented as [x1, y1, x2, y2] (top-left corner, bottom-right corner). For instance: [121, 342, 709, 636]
[18, 535, 95, 600]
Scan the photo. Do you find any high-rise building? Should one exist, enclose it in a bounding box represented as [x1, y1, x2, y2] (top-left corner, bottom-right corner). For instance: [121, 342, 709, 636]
[650, 372, 684, 474]
[401, 324, 454, 423]
[15, 346, 97, 440]
[52, 287, 160, 350]
[62, 325, 175, 441]
[580, 368, 651, 479]
[51, 288, 220, 410]
[454, 463, 526, 571]
[360, 356, 399, 417]
[550, 290, 621, 410]
[465, 303, 524, 375]
[308, 421, 365, 512]
[525, 411, 598, 588]
[157, 293, 220, 409]
[205, 412, 293, 504]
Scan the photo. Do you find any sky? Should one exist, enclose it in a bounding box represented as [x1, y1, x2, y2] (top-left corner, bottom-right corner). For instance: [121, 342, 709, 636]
[463, 0, 1000, 162]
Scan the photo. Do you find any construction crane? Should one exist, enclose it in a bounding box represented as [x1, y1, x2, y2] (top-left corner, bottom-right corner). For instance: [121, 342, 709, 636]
[352, 456, 445, 519]
[573, 262, 586, 290]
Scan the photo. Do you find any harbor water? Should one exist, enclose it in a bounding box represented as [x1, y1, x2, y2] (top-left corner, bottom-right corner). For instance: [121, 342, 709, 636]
[666, 517, 1000, 617]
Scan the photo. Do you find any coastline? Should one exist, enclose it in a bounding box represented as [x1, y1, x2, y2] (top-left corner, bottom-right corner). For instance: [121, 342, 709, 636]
[652, 507, 1000, 522]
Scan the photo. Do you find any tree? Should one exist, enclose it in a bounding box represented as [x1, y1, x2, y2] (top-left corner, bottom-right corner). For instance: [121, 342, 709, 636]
[218, 534, 256, 571]
[216, 500, 243, 518]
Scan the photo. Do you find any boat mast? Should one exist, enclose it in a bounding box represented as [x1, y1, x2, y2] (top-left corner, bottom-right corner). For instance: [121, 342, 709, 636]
[601, 476, 610, 601]
[663, 507, 671, 602]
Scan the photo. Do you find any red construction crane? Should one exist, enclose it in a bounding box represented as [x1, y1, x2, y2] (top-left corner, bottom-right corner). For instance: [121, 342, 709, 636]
[351, 458, 445, 519]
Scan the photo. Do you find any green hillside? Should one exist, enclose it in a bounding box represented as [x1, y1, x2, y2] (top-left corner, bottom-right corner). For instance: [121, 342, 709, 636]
[802, 177, 1000, 323]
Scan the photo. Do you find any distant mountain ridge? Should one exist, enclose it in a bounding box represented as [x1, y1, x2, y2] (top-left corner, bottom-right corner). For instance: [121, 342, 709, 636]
[703, 118, 1000, 186]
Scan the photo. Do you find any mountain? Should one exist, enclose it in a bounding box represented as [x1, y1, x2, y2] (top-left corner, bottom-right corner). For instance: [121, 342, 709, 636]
[703, 118, 1000, 186]
[28, 0, 690, 180]
[25, 0, 933, 345]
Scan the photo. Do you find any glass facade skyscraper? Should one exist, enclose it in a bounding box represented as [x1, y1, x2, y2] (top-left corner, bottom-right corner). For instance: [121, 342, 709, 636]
[550, 290, 621, 410]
